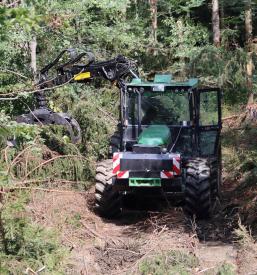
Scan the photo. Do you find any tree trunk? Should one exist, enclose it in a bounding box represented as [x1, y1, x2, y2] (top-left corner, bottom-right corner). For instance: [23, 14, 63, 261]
[29, 35, 37, 80]
[212, 0, 221, 47]
[220, 0, 224, 30]
[149, 0, 158, 45]
[245, 0, 254, 105]
[134, 0, 138, 20]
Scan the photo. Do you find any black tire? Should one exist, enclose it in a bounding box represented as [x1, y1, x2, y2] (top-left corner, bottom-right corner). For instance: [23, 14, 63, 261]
[184, 158, 212, 219]
[95, 159, 121, 219]
[109, 131, 121, 157]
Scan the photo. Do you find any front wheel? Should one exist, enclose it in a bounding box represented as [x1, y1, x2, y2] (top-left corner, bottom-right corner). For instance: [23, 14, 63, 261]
[95, 159, 121, 219]
[184, 158, 212, 219]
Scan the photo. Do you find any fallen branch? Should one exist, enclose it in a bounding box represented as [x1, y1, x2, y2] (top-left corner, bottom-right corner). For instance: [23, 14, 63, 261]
[21, 154, 86, 182]
[81, 221, 116, 245]
[2, 186, 92, 195]
[0, 78, 72, 99]
[3, 145, 10, 167]
[96, 106, 118, 124]
[0, 68, 28, 79]
[20, 99, 44, 126]
[13, 178, 89, 186]
[0, 69, 83, 100]
[25, 265, 46, 275]
[111, 248, 154, 275]
[25, 267, 37, 275]
[8, 144, 35, 173]
[106, 247, 141, 255]
[197, 266, 216, 274]
[81, 221, 105, 239]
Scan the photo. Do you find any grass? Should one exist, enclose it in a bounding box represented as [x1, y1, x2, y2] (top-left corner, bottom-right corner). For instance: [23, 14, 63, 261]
[0, 191, 67, 274]
[138, 250, 237, 275]
[234, 219, 255, 247]
[217, 263, 236, 275]
[65, 213, 82, 228]
[222, 104, 244, 119]
[222, 118, 257, 235]
[222, 124, 257, 180]
[138, 250, 199, 275]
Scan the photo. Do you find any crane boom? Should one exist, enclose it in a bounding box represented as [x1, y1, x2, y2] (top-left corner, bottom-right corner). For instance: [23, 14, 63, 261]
[16, 49, 138, 143]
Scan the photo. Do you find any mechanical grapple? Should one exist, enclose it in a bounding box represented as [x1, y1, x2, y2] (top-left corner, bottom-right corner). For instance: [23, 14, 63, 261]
[16, 49, 138, 143]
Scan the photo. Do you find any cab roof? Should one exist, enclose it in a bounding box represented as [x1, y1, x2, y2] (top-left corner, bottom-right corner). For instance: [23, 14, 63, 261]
[127, 74, 198, 89]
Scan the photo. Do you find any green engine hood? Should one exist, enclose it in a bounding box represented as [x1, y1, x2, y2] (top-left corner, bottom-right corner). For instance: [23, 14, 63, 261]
[138, 125, 171, 146]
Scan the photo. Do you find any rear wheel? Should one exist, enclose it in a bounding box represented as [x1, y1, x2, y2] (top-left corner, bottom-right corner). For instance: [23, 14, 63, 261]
[184, 158, 212, 219]
[209, 158, 221, 199]
[95, 159, 121, 219]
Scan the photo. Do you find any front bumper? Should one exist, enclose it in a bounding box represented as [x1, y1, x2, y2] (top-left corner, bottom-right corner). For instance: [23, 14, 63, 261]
[112, 152, 181, 182]
[113, 177, 183, 193]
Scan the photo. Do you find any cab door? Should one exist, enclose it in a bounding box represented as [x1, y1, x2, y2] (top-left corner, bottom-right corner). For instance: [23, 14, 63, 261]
[197, 88, 222, 157]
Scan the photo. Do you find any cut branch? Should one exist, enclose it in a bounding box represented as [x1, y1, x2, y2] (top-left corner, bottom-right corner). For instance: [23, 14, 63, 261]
[0, 70, 82, 100]
[0, 69, 29, 80]
[21, 154, 86, 182]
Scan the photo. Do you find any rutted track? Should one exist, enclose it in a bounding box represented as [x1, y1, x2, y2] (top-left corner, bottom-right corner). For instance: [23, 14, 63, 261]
[27, 178, 254, 275]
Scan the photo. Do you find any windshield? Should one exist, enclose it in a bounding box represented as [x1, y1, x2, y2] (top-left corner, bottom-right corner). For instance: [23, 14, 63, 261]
[128, 91, 190, 125]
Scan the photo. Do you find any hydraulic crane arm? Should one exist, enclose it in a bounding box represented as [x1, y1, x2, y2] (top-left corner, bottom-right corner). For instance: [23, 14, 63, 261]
[16, 49, 138, 143]
[40, 50, 138, 86]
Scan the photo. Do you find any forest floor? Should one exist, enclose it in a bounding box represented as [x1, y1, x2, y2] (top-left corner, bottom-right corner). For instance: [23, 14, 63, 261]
[26, 120, 257, 275]
[27, 176, 257, 274]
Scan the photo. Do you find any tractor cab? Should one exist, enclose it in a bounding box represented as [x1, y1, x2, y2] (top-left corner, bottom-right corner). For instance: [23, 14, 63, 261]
[122, 74, 222, 158]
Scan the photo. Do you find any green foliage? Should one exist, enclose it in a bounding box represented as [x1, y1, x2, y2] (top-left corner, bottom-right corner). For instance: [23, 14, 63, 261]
[65, 213, 82, 228]
[0, 112, 91, 186]
[200, 91, 219, 125]
[162, 17, 209, 73]
[160, 0, 205, 15]
[50, 84, 118, 161]
[73, 93, 115, 160]
[139, 250, 199, 275]
[0, 192, 66, 274]
[0, 6, 39, 38]
[217, 263, 236, 275]
[0, 125, 9, 148]
[223, 126, 257, 177]
[0, 111, 43, 147]
[190, 45, 250, 104]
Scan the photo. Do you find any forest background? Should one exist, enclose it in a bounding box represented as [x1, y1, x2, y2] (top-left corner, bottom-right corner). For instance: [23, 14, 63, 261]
[0, 0, 257, 273]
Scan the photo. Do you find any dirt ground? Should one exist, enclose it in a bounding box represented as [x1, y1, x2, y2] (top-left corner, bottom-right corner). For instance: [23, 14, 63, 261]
[27, 175, 257, 275]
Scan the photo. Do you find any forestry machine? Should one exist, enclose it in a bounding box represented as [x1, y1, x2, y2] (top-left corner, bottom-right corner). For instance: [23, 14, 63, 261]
[17, 49, 222, 219]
